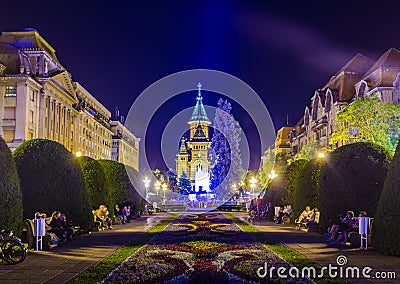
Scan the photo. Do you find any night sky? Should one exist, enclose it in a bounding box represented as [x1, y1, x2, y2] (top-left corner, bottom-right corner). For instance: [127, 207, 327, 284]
[2, 0, 400, 170]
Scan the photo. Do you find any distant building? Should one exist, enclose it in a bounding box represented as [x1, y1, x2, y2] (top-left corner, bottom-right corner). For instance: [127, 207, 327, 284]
[175, 83, 211, 182]
[110, 119, 140, 171]
[0, 29, 139, 165]
[289, 48, 400, 155]
[274, 125, 292, 155]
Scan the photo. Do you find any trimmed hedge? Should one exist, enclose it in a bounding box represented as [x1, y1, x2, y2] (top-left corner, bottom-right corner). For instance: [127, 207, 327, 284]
[13, 139, 92, 231]
[0, 136, 23, 234]
[319, 142, 392, 231]
[97, 160, 128, 209]
[292, 159, 322, 221]
[283, 159, 308, 207]
[78, 156, 110, 210]
[373, 141, 400, 255]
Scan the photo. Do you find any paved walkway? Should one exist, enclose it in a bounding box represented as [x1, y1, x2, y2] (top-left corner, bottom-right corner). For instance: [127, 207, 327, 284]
[0, 213, 169, 284]
[230, 212, 400, 284]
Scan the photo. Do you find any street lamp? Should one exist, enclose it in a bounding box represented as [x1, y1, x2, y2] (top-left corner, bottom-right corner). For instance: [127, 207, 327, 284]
[317, 152, 325, 158]
[162, 183, 167, 200]
[155, 180, 161, 196]
[75, 151, 82, 157]
[143, 176, 150, 198]
[250, 176, 257, 199]
[268, 170, 278, 180]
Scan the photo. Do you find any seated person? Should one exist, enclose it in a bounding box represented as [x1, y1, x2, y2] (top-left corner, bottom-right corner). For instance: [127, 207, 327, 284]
[95, 205, 113, 230]
[274, 206, 284, 224]
[48, 211, 69, 243]
[295, 206, 315, 230]
[122, 205, 131, 222]
[283, 205, 292, 217]
[114, 204, 126, 224]
[326, 213, 344, 242]
[332, 211, 356, 245]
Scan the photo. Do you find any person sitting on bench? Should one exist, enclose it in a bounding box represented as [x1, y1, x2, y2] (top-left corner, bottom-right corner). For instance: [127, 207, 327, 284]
[295, 206, 314, 230]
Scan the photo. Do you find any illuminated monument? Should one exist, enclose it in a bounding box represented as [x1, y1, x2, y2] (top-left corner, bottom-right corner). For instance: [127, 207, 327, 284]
[175, 83, 212, 194]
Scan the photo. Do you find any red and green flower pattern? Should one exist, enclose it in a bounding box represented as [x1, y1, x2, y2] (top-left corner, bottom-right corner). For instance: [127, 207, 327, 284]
[103, 213, 314, 283]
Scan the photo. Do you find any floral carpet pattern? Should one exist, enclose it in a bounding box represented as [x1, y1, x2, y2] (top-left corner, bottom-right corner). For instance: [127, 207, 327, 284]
[102, 213, 313, 283]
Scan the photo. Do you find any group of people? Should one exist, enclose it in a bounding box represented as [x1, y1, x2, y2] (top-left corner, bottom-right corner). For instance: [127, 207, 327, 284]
[326, 210, 368, 245]
[274, 205, 293, 224]
[34, 211, 74, 245]
[113, 204, 133, 224]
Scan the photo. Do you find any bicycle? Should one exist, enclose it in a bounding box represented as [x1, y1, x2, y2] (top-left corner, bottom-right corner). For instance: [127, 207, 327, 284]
[0, 229, 27, 264]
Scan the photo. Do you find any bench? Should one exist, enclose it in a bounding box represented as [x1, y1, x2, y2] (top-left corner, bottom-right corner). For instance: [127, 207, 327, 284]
[348, 217, 374, 248]
[295, 211, 320, 232]
[23, 219, 57, 250]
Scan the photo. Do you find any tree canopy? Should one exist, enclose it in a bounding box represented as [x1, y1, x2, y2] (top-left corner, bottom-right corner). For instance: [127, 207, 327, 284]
[330, 96, 400, 152]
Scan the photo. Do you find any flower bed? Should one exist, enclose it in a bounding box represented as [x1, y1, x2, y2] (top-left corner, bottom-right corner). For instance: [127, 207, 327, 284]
[102, 213, 314, 283]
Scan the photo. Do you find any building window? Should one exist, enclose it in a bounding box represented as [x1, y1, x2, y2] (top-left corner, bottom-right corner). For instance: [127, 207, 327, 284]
[5, 86, 17, 97]
[29, 90, 35, 101]
[3, 107, 16, 119]
[3, 130, 14, 142]
[29, 110, 34, 123]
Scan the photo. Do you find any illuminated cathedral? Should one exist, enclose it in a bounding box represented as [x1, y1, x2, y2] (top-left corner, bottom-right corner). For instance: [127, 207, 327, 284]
[175, 83, 211, 192]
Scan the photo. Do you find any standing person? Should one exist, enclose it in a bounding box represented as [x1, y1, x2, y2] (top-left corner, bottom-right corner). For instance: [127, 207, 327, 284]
[256, 195, 263, 217]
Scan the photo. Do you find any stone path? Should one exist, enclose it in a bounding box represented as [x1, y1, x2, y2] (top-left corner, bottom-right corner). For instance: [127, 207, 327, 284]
[230, 212, 400, 284]
[0, 213, 169, 284]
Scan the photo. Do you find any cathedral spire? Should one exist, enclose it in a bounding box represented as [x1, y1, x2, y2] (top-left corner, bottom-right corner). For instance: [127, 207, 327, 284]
[179, 137, 188, 154]
[189, 82, 210, 123]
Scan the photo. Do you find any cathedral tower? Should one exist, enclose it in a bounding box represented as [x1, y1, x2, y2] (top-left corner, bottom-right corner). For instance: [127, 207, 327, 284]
[176, 83, 211, 183]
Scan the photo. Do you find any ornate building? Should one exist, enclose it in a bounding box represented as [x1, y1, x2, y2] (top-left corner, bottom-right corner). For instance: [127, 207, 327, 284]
[290, 48, 400, 155]
[0, 29, 139, 166]
[176, 83, 211, 186]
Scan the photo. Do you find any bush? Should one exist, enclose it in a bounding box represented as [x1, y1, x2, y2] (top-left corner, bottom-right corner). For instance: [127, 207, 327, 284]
[0, 136, 23, 234]
[98, 160, 145, 215]
[77, 156, 110, 210]
[373, 141, 400, 255]
[13, 139, 92, 230]
[292, 159, 322, 221]
[319, 142, 392, 231]
[283, 159, 308, 207]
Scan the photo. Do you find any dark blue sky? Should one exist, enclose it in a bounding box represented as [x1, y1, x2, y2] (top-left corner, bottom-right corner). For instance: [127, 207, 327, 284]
[2, 0, 400, 169]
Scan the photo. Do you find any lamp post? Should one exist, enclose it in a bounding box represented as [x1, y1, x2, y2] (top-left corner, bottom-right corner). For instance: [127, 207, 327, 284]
[162, 183, 167, 200]
[250, 176, 257, 199]
[155, 180, 161, 196]
[143, 176, 150, 199]
[265, 169, 278, 195]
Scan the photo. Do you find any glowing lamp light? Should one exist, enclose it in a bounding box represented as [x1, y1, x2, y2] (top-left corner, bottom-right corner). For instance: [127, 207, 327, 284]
[318, 152, 325, 158]
[75, 151, 82, 157]
[268, 170, 278, 180]
[155, 180, 161, 196]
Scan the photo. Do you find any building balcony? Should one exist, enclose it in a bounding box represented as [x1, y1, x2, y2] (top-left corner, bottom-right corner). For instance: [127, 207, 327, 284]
[2, 119, 16, 127]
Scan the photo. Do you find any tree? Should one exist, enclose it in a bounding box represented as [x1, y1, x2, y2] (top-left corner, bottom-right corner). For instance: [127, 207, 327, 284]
[318, 142, 392, 231]
[178, 172, 192, 194]
[258, 148, 275, 189]
[13, 139, 92, 230]
[0, 136, 23, 234]
[296, 141, 324, 160]
[211, 98, 243, 199]
[330, 96, 400, 153]
[77, 156, 110, 210]
[373, 140, 400, 255]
